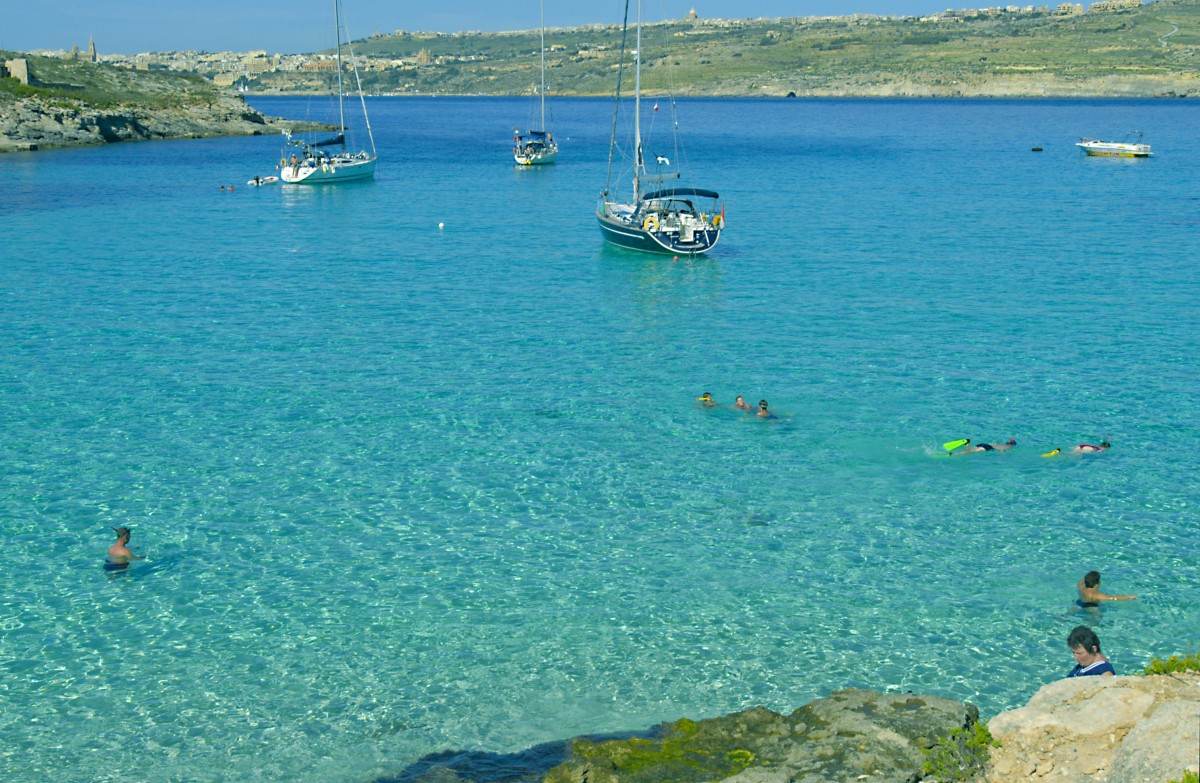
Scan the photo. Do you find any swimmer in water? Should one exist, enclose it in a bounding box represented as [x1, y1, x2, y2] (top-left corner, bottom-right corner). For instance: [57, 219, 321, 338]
[696, 392, 717, 408]
[1077, 570, 1136, 607]
[954, 438, 1017, 455]
[106, 527, 145, 570]
[756, 399, 772, 418]
[1072, 440, 1111, 454]
[733, 395, 752, 411]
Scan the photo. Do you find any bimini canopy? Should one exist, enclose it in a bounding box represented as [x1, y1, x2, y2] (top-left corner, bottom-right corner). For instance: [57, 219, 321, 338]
[310, 132, 345, 148]
[642, 187, 720, 201]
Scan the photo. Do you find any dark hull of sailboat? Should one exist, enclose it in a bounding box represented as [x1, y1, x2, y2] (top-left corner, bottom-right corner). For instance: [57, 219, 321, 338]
[596, 210, 721, 255]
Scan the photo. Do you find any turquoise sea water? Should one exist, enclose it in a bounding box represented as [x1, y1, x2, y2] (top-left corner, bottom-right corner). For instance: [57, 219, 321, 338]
[2, 97, 1198, 783]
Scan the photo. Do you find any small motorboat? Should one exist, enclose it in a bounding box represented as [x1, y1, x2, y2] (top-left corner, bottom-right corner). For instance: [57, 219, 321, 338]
[1076, 133, 1153, 158]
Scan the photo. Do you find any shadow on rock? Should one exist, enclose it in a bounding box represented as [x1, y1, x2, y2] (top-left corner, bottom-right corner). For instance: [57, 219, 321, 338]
[377, 729, 662, 783]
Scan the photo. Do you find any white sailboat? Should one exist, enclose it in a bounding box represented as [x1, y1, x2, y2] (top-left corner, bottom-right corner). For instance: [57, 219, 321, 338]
[513, 0, 558, 166]
[596, 0, 722, 254]
[279, 0, 377, 184]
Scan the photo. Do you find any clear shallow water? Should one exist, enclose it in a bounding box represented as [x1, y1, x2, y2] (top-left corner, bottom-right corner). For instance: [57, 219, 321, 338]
[1, 97, 1198, 783]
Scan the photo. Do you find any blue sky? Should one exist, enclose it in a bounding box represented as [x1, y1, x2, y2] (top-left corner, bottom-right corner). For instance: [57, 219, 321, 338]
[2, 1, 971, 55]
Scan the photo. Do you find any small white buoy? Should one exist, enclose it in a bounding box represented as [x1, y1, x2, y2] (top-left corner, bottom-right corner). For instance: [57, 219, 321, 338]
[438, 222, 445, 230]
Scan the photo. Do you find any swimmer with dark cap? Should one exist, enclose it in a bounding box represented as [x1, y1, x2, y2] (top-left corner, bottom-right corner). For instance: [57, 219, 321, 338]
[106, 527, 145, 570]
[696, 392, 717, 408]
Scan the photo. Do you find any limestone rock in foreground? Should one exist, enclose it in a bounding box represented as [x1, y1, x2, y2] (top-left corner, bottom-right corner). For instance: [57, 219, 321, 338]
[543, 689, 979, 783]
[983, 672, 1200, 783]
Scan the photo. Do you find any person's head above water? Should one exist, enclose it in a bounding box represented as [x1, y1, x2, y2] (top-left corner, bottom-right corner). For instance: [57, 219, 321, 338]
[1006, 438, 1017, 446]
[759, 400, 768, 409]
[1083, 571, 1101, 588]
[112, 526, 131, 542]
[1100, 440, 1112, 449]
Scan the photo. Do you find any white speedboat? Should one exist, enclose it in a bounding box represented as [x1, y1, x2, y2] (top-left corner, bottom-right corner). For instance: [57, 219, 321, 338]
[1076, 134, 1152, 158]
[279, 0, 377, 184]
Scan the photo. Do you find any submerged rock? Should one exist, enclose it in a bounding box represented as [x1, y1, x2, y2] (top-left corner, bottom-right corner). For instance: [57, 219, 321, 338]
[385, 690, 981, 783]
[541, 689, 979, 783]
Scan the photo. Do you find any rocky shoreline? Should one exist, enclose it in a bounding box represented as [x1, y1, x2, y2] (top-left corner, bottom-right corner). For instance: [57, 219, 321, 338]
[0, 92, 293, 153]
[385, 674, 1199, 783]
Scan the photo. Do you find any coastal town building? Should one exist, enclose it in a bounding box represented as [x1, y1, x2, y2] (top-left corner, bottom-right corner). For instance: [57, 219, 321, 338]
[1090, 0, 1142, 11]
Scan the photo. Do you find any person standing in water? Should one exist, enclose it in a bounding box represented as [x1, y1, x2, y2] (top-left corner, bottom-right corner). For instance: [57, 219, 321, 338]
[1077, 570, 1136, 607]
[106, 527, 145, 570]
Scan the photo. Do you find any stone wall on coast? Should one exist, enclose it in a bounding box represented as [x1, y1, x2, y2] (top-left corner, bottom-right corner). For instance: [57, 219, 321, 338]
[690, 73, 1200, 99]
[0, 93, 292, 153]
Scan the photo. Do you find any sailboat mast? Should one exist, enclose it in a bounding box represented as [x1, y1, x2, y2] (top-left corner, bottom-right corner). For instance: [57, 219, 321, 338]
[633, 0, 642, 201]
[539, 0, 546, 131]
[334, 0, 346, 136]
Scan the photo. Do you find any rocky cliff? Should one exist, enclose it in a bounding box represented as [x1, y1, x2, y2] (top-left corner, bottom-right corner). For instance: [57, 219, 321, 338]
[984, 672, 1200, 783]
[0, 92, 289, 152]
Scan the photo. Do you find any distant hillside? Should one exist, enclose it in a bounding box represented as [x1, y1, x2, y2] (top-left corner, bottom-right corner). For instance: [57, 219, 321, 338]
[0, 52, 290, 151]
[248, 0, 1200, 97]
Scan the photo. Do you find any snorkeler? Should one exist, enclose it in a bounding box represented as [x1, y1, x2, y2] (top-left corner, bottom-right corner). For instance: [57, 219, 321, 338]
[1077, 570, 1136, 607]
[1043, 440, 1111, 457]
[105, 527, 145, 570]
[954, 438, 1017, 455]
[696, 392, 717, 408]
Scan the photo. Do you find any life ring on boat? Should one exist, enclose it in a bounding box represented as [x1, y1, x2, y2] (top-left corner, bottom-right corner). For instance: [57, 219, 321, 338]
[712, 214, 723, 229]
[643, 216, 659, 232]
